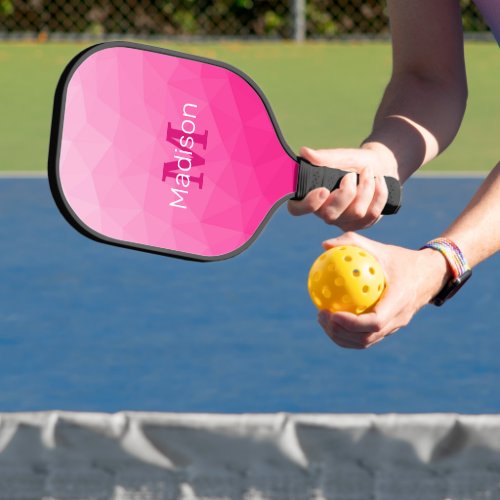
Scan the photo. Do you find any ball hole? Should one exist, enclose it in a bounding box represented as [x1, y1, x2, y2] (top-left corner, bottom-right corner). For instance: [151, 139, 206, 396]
[322, 286, 332, 299]
[356, 306, 366, 314]
[352, 269, 360, 277]
[344, 256, 352, 262]
[342, 295, 351, 304]
[334, 277, 344, 287]
[313, 294, 322, 308]
[369, 267, 376, 275]
[378, 284, 382, 291]
[359, 252, 367, 257]
[362, 285, 369, 293]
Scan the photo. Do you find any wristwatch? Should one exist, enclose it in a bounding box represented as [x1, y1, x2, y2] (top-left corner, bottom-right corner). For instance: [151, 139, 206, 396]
[421, 238, 472, 306]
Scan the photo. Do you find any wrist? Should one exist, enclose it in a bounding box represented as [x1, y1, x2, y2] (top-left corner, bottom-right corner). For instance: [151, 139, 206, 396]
[420, 238, 472, 306]
[417, 248, 453, 303]
[361, 141, 399, 178]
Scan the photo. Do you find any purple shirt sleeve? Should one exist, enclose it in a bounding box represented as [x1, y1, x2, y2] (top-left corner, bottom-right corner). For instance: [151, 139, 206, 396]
[473, 0, 500, 45]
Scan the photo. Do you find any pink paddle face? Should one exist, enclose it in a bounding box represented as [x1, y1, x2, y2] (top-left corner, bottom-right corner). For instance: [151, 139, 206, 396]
[50, 42, 298, 261]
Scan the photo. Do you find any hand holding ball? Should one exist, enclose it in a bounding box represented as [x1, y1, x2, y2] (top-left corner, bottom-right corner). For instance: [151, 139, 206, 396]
[308, 245, 385, 314]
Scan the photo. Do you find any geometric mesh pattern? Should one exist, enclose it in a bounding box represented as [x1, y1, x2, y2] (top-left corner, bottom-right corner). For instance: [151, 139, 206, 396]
[2, 412, 500, 500]
[0, 1, 491, 39]
[57, 44, 297, 259]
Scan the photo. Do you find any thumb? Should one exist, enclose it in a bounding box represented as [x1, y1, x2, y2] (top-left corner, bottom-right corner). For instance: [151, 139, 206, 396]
[299, 146, 325, 166]
[321, 233, 389, 274]
[299, 146, 365, 170]
[322, 231, 369, 250]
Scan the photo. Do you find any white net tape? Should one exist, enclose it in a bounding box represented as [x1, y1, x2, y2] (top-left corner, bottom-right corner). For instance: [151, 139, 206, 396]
[0, 412, 500, 499]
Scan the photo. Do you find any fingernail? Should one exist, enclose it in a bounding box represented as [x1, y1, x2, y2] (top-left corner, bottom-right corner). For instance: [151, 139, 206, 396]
[319, 188, 329, 200]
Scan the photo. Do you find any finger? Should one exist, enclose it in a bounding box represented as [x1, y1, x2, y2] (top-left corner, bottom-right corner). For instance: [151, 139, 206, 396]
[343, 165, 376, 221]
[330, 316, 391, 349]
[367, 288, 411, 335]
[364, 335, 386, 348]
[385, 328, 400, 337]
[299, 146, 326, 166]
[322, 231, 371, 251]
[329, 327, 380, 349]
[319, 310, 391, 349]
[322, 171, 390, 231]
[361, 328, 399, 348]
[363, 174, 389, 224]
[330, 324, 371, 348]
[288, 187, 330, 216]
[318, 310, 333, 330]
[315, 172, 357, 224]
[331, 336, 365, 349]
[299, 146, 367, 171]
[322, 325, 365, 349]
[332, 290, 403, 339]
[295, 146, 371, 225]
[319, 311, 371, 349]
[330, 311, 385, 335]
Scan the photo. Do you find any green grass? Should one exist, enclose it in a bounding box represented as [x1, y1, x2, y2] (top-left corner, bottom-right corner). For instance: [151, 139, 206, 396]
[0, 41, 497, 172]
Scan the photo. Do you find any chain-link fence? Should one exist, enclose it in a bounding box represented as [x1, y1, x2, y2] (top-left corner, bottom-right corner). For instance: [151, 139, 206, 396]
[0, 0, 491, 40]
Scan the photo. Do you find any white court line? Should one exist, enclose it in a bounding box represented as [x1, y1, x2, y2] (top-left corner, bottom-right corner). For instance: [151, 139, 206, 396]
[0, 171, 47, 178]
[0, 170, 489, 179]
[414, 170, 487, 178]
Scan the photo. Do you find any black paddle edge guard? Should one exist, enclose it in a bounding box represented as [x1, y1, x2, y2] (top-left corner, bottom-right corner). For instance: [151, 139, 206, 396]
[293, 158, 402, 215]
[47, 41, 296, 263]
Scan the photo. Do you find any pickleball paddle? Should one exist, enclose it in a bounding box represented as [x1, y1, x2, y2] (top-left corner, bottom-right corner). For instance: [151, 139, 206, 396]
[48, 41, 401, 261]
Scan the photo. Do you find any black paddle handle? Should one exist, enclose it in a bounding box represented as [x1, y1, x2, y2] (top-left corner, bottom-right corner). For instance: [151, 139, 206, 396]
[293, 157, 402, 215]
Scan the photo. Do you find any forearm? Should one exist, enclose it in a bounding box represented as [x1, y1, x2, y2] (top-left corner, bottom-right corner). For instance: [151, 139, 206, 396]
[362, 73, 467, 182]
[361, 0, 467, 183]
[441, 162, 500, 267]
[418, 162, 500, 303]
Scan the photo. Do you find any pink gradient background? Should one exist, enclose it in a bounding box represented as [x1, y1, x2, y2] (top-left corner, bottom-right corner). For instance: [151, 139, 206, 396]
[58, 45, 298, 258]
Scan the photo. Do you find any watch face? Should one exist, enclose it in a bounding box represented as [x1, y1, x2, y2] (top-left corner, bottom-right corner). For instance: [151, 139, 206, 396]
[432, 269, 472, 306]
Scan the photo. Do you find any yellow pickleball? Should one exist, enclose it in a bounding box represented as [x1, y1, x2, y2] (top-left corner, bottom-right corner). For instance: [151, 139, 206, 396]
[308, 245, 385, 314]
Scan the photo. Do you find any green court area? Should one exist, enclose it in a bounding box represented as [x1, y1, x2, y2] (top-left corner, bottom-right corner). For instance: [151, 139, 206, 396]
[0, 41, 497, 173]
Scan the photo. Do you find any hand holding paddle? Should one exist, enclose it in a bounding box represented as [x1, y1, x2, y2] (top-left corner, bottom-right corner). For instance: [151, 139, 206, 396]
[289, 146, 400, 231]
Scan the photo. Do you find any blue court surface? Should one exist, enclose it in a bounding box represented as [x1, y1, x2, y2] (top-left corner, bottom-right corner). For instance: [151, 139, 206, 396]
[0, 176, 498, 413]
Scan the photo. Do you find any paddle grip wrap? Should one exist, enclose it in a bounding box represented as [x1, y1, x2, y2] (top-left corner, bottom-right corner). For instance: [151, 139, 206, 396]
[293, 158, 402, 215]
